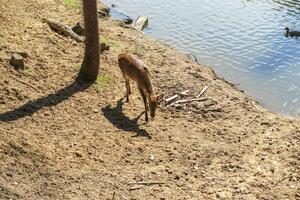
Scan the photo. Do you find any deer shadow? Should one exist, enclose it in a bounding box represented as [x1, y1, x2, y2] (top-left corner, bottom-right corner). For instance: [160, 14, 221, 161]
[101, 98, 151, 139]
[0, 77, 92, 122]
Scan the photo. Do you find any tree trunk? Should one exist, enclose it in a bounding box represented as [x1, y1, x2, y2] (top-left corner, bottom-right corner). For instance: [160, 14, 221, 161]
[79, 0, 100, 82]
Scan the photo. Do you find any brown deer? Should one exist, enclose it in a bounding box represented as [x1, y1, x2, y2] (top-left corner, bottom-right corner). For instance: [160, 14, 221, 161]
[118, 53, 164, 122]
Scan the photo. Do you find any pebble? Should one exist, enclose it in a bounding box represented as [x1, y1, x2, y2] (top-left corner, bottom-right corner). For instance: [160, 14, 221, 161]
[149, 154, 155, 161]
[93, 109, 99, 113]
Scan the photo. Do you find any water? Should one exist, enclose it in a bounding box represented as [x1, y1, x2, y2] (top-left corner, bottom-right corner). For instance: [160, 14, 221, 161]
[102, 0, 300, 117]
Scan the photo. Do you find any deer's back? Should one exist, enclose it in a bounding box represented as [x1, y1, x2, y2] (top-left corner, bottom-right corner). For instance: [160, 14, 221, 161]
[118, 53, 153, 93]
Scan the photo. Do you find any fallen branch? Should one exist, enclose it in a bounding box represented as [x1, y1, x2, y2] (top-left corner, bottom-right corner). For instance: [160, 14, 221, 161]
[245, 114, 258, 126]
[180, 89, 190, 96]
[175, 97, 208, 104]
[196, 86, 208, 98]
[10, 76, 39, 92]
[273, 168, 298, 187]
[251, 101, 265, 112]
[167, 97, 208, 108]
[203, 107, 222, 113]
[128, 181, 165, 186]
[165, 94, 179, 103]
[45, 18, 84, 42]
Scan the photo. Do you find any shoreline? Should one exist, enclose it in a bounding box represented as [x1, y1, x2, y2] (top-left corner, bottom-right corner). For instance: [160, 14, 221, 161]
[102, 1, 300, 119]
[0, 0, 299, 199]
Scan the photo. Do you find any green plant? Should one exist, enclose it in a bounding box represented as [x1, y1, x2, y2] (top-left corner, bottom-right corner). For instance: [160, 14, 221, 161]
[128, 47, 143, 56]
[94, 75, 113, 90]
[62, 0, 81, 8]
[23, 66, 36, 76]
[100, 37, 123, 52]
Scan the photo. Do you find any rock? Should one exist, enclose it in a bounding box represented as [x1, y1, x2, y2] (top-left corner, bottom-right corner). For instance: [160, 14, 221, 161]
[100, 42, 110, 53]
[113, 10, 133, 24]
[93, 109, 99, 113]
[132, 16, 148, 31]
[149, 154, 155, 161]
[9, 53, 25, 70]
[98, 4, 110, 18]
[121, 17, 133, 24]
[216, 191, 231, 200]
[15, 51, 30, 58]
[75, 151, 83, 158]
[72, 22, 85, 36]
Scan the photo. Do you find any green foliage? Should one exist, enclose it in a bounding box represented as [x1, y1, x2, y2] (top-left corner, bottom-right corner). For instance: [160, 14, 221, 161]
[100, 37, 123, 52]
[94, 75, 113, 90]
[62, 0, 81, 8]
[128, 47, 144, 56]
[23, 66, 36, 76]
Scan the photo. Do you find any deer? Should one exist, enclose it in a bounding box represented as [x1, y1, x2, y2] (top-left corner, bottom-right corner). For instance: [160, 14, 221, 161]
[118, 52, 164, 122]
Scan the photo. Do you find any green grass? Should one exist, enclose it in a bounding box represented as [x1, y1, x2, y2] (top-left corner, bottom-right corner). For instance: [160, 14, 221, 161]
[100, 37, 123, 52]
[128, 47, 144, 57]
[94, 75, 113, 90]
[100, 36, 146, 56]
[23, 66, 36, 76]
[62, 0, 81, 8]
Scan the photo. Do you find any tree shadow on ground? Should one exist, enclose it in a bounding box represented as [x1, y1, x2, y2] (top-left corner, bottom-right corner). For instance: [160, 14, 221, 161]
[101, 98, 151, 139]
[0, 77, 92, 122]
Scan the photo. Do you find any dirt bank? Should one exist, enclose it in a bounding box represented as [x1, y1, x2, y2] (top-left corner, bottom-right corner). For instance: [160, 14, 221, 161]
[0, 0, 299, 199]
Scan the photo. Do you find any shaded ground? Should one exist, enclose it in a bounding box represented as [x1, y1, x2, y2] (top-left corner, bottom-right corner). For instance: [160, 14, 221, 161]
[0, 0, 299, 199]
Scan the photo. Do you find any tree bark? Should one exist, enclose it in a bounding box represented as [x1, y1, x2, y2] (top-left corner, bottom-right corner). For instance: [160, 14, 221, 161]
[79, 0, 100, 82]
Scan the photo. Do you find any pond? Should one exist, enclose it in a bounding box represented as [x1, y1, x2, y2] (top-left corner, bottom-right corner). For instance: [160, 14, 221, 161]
[102, 0, 300, 117]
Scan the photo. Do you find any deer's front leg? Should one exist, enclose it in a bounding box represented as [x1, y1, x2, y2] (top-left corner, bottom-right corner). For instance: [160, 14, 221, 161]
[125, 78, 131, 102]
[138, 86, 148, 122]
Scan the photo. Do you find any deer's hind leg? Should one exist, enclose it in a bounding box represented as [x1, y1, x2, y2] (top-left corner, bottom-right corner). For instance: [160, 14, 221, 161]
[138, 86, 148, 122]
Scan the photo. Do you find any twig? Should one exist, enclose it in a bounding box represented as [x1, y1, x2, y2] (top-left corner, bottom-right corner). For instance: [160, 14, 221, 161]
[180, 90, 190, 96]
[128, 181, 165, 186]
[167, 97, 208, 108]
[245, 114, 259, 126]
[196, 86, 208, 98]
[11, 76, 39, 92]
[165, 94, 179, 103]
[112, 191, 115, 200]
[273, 168, 298, 187]
[45, 18, 84, 42]
[251, 101, 265, 112]
[175, 97, 208, 104]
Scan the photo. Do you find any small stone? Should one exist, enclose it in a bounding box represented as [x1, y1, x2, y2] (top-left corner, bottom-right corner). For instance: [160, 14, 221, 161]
[216, 191, 230, 200]
[98, 4, 110, 17]
[174, 175, 180, 180]
[10, 53, 25, 70]
[75, 151, 83, 158]
[72, 22, 85, 36]
[149, 154, 155, 161]
[100, 43, 110, 53]
[93, 109, 99, 113]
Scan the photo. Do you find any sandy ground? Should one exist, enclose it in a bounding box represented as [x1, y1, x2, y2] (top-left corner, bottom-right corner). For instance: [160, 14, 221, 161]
[0, 0, 299, 199]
